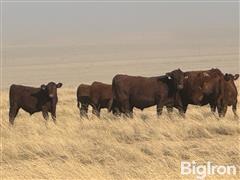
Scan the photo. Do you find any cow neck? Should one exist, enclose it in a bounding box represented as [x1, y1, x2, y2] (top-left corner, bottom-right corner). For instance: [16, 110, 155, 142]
[167, 78, 178, 96]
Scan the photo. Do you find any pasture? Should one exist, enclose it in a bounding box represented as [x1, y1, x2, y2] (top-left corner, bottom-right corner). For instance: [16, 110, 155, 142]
[1, 85, 240, 179]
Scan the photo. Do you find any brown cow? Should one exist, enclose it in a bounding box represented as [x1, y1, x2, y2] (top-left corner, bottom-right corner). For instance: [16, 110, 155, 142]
[167, 68, 225, 117]
[111, 69, 186, 118]
[77, 84, 91, 118]
[90, 81, 114, 117]
[219, 73, 239, 118]
[77, 81, 115, 118]
[9, 82, 63, 125]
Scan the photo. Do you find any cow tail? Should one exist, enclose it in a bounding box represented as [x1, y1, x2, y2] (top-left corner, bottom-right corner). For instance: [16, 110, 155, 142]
[76, 94, 79, 108]
[9, 85, 15, 107]
[108, 98, 113, 112]
[76, 86, 80, 108]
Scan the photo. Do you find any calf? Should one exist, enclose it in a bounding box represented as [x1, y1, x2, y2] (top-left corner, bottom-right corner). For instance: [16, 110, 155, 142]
[9, 82, 62, 125]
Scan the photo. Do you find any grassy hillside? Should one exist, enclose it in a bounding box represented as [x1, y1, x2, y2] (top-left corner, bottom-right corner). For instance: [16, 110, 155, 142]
[1, 87, 240, 179]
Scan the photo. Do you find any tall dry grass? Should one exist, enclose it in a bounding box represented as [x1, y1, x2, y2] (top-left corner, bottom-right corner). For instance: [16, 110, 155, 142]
[0, 86, 240, 179]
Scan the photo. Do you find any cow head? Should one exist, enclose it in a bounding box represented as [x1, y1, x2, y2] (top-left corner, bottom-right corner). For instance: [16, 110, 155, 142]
[41, 82, 63, 98]
[166, 68, 185, 90]
[224, 73, 239, 81]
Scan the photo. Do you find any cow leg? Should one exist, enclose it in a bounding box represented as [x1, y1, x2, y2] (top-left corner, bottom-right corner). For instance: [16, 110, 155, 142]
[210, 103, 216, 113]
[218, 105, 227, 118]
[157, 106, 163, 117]
[110, 100, 121, 116]
[128, 106, 134, 118]
[9, 105, 20, 125]
[222, 106, 227, 117]
[92, 105, 100, 118]
[209, 99, 218, 114]
[42, 111, 49, 121]
[232, 102, 239, 119]
[176, 105, 187, 117]
[96, 108, 101, 118]
[51, 114, 57, 123]
[42, 107, 49, 121]
[80, 108, 88, 118]
[178, 108, 186, 118]
[125, 106, 133, 118]
[80, 103, 89, 119]
[181, 105, 188, 114]
[50, 106, 57, 124]
[112, 107, 121, 116]
[217, 105, 222, 117]
[157, 102, 163, 117]
[119, 98, 132, 118]
[216, 97, 225, 118]
[166, 106, 173, 113]
[217, 100, 224, 118]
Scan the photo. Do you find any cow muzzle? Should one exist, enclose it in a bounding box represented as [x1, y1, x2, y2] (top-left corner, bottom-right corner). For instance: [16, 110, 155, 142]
[178, 85, 184, 90]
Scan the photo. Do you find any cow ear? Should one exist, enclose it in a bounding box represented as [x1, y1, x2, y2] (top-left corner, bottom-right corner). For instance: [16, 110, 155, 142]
[41, 84, 46, 90]
[56, 83, 63, 88]
[234, 74, 239, 80]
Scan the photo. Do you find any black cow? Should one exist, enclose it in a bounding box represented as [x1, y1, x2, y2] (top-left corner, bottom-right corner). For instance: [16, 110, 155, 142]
[9, 82, 62, 125]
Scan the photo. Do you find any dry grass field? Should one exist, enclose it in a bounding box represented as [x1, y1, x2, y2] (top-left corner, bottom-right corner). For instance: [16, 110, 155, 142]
[2, 2, 239, 179]
[1, 85, 240, 180]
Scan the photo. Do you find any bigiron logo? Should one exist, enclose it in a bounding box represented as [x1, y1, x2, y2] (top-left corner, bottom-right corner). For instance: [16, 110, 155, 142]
[181, 161, 237, 179]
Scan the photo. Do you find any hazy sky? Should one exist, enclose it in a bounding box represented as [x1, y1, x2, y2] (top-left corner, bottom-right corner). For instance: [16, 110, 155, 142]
[2, 1, 239, 88]
[3, 1, 238, 46]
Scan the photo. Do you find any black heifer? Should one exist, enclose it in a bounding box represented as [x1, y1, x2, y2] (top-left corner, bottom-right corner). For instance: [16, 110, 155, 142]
[9, 82, 62, 125]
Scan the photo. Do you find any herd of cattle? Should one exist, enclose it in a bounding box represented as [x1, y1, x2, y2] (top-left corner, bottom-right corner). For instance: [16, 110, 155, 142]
[9, 68, 239, 125]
